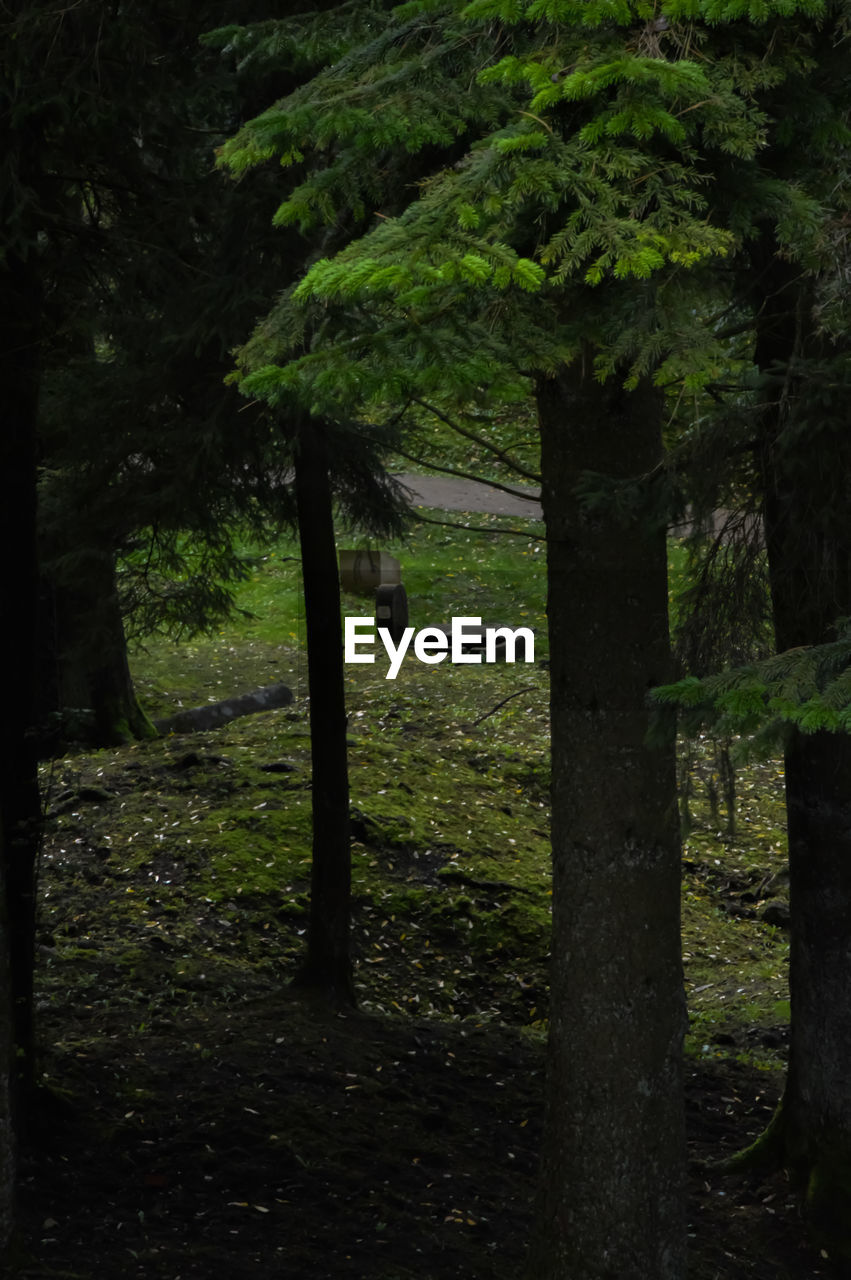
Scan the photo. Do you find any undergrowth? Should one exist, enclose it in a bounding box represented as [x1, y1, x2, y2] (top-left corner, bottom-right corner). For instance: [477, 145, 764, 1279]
[38, 513, 789, 1068]
[21, 510, 810, 1280]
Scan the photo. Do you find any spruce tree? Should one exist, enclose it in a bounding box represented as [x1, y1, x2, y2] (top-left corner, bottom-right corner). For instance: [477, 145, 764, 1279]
[30, 0, 290, 749]
[219, 0, 849, 1270]
[653, 14, 851, 1257]
[33, 0, 413, 757]
[657, 282, 851, 1261]
[0, 0, 339, 1104]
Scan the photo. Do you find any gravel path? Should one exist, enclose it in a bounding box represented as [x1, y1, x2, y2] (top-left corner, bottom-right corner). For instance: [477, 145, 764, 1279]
[391, 472, 749, 543]
[392, 472, 542, 518]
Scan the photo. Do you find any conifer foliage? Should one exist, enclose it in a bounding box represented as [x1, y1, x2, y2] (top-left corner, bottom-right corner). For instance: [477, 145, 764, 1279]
[218, 0, 851, 1272]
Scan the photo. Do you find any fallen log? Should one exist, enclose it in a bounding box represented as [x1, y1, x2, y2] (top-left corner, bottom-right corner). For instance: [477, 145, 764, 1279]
[155, 683, 293, 735]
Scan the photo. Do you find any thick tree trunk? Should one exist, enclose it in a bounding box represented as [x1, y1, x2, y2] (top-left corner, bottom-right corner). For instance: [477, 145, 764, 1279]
[528, 352, 686, 1279]
[292, 417, 354, 1005]
[0, 250, 44, 1127]
[751, 249, 851, 1265]
[781, 733, 851, 1262]
[37, 551, 156, 752]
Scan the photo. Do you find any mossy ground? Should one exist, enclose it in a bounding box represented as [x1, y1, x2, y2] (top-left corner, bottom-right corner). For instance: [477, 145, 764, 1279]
[17, 513, 822, 1278]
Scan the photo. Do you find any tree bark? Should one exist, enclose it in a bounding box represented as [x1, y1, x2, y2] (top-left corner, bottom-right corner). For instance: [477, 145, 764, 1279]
[292, 416, 354, 1005]
[0, 249, 44, 1124]
[37, 552, 156, 752]
[528, 350, 686, 1279]
[155, 682, 292, 735]
[750, 247, 851, 1264]
[0, 858, 14, 1258]
[781, 733, 851, 1258]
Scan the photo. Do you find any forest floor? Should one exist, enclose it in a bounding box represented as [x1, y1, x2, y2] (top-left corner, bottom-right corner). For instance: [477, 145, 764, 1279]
[16, 971, 824, 1280]
[11, 509, 827, 1279]
[14, 773, 824, 1280]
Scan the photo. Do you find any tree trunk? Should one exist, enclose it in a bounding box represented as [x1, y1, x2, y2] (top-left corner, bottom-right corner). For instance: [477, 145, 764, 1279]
[0, 249, 44, 1124]
[0, 864, 14, 1257]
[528, 350, 686, 1279]
[751, 248, 851, 1265]
[292, 416, 354, 1005]
[781, 732, 851, 1264]
[37, 551, 156, 752]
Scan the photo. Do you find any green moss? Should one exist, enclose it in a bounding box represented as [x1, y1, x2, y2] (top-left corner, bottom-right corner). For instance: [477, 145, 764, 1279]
[54, 945, 101, 962]
[101, 692, 159, 745]
[37, 518, 796, 1040]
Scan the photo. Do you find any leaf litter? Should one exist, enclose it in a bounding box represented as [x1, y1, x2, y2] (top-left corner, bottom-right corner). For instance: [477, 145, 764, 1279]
[15, 526, 823, 1278]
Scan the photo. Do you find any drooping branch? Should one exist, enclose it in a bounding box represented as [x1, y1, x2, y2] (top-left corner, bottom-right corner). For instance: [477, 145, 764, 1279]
[412, 512, 546, 540]
[393, 445, 541, 502]
[409, 396, 542, 484]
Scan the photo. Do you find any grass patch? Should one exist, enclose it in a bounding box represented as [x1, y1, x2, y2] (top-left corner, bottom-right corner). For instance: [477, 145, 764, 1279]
[26, 515, 811, 1280]
[44, 518, 790, 1064]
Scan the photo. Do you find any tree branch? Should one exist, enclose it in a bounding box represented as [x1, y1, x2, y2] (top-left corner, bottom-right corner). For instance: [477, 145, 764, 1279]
[472, 685, 538, 726]
[394, 446, 541, 503]
[412, 512, 545, 540]
[409, 396, 542, 484]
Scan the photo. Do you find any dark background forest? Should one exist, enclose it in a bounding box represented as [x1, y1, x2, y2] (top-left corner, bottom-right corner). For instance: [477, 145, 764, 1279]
[2, 1, 851, 1276]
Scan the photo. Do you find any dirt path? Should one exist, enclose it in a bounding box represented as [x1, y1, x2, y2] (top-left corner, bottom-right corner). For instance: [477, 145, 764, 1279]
[392, 472, 751, 544]
[392, 472, 542, 519]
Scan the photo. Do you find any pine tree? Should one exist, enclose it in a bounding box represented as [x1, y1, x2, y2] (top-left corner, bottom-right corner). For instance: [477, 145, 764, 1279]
[219, 0, 849, 1270]
[29, 0, 289, 749]
[743, 70, 851, 1250]
[651, 12, 851, 1256]
[0, 0, 336, 1105]
[656, 284, 851, 1261]
[32, 0, 415, 756]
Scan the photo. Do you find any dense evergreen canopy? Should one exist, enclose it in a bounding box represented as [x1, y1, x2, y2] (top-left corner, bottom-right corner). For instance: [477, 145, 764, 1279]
[1, 0, 850, 1269]
[214, 1, 851, 1271]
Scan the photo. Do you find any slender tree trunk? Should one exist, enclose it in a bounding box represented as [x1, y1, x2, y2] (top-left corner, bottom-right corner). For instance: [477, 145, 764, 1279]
[0, 864, 14, 1256]
[528, 350, 686, 1279]
[292, 416, 354, 1005]
[750, 248, 851, 1264]
[0, 250, 43, 1125]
